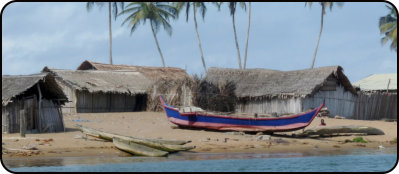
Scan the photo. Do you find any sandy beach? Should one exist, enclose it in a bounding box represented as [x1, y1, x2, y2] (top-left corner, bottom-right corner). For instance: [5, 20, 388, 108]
[2, 112, 397, 159]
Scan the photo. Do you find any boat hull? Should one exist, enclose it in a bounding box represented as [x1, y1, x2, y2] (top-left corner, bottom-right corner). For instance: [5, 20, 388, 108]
[161, 96, 324, 132]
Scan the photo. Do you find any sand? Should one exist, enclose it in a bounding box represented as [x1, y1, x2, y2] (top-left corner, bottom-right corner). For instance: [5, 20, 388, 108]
[2, 112, 397, 159]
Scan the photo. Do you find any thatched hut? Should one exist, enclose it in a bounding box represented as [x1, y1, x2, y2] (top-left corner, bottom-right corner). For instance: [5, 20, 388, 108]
[77, 60, 193, 111]
[204, 66, 357, 118]
[43, 67, 152, 113]
[2, 73, 67, 133]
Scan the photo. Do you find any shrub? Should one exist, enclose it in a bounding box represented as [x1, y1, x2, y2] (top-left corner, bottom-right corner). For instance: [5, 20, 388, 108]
[352, 137, 367, 143]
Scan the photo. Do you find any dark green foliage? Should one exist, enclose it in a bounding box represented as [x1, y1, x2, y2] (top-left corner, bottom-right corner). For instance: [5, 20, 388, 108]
[379, 5, 397, 52]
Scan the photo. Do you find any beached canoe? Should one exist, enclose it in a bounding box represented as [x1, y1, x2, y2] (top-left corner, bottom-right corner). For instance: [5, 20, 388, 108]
[98, 131, 195, 152]
[160, 96, 325, 132]
[142, 138, 191, 145]
[75, 125, 101, 138]
[113, 137, 168, 157]
[76, 125, 195, 152]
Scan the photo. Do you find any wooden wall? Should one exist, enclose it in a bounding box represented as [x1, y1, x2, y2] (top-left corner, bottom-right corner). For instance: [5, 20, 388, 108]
[236, 98, 302, 115]
[56, 79, 76, 114]
[2, 97, 64, 133]
[302, 85, 356, 118]
[2, 100, 23, 133]
[353, 92, 397, 120]
[236, 85, 356, 117]
[75, 91, 144, 113]
[40, 99, 64, 132]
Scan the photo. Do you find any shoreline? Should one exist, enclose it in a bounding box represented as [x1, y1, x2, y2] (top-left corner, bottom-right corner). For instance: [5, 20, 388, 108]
[3, 146, 397, 169]
[2, 112, 397, 160]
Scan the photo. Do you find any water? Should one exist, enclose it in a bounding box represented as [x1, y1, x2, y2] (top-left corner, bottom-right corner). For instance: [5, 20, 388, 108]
[4, 148, 397, 172]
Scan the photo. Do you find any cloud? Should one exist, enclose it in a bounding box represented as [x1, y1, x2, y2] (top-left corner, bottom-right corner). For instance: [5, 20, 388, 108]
[2, 31, 67, 61]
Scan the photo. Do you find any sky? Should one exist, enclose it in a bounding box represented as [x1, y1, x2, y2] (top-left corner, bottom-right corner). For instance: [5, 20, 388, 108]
[1, 2, 397, 83]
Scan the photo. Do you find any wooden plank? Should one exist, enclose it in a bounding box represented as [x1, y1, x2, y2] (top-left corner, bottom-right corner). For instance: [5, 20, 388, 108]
[37, 83, 42, 132]
[19, 108, 26, 137]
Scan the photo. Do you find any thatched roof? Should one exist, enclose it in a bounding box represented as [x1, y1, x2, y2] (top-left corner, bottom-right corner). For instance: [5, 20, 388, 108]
[43, 67, 153, 95]
[77, 60, 190, 81]
[205, 66, 356, 99]
[2, 73, 67, 105]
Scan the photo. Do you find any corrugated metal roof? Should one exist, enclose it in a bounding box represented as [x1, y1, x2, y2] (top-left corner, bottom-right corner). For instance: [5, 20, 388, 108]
[353, 74, 397, 91]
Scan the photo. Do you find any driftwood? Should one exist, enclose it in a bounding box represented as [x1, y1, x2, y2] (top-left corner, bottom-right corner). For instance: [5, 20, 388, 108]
[298, 125, 385, 138]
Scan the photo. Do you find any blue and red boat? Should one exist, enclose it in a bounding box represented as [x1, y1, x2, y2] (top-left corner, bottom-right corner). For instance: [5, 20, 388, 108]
[160, 96, 325, 132]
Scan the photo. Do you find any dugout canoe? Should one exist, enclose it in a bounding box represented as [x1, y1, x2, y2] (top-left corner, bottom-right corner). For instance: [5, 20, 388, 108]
[113, 137, 168, 157]
[76, 125, 195, 152]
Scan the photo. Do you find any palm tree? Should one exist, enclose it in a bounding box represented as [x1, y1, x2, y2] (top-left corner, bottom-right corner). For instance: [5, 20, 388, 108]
[86, 2, 124, 65]
[119, 2, 178, 67]
[173, 2, 209, 72]
[305, 2, 343, 69]
[243, 2, 251, 70]
[379, 5, 397, 52]
[225, 2, 246, 69]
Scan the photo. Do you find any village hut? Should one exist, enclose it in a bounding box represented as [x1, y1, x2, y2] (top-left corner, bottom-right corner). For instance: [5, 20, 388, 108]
[77, 60, 193, 111]
[2, 73, 67, 133]
[203, 66, 357, 118]
[352, 74, 397, 120]
[42, 67, 152, 113]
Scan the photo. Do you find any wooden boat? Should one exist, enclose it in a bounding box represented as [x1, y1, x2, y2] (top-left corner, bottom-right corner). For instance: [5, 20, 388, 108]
[160, 96, 325, 132]
[113, 137, 168, 157]
[76, 125, 194, 152]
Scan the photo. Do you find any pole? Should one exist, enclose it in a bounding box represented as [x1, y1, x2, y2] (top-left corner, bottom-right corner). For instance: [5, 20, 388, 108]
[19, 108, 26, 137]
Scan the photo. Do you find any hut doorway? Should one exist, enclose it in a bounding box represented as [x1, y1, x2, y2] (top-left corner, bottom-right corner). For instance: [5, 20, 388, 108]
[23, 96, 38, 133]
[134, 94, 147, 111]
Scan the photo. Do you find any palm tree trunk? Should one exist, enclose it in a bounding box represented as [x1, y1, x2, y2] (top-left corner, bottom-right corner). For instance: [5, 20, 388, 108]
[232, 13, 242, 69]
[193, 6, 207, 73]
[311, 6, 325, 69]
[243, 2, 251, 70]
[108, 2, 113, 65]
[150, 20, 166, 67]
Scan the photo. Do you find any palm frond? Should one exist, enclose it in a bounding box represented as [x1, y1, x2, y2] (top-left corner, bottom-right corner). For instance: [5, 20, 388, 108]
[305, 2, 313, 8]
[110, 2, 124, 20]
[86, 2, 104, 11]
[239, 2, 246, 11]
[199, 2, 207, 20]
[185, 3, 191, 22]
[380, 22, 396, 34]
[379, 5, 397, 51]
[229, 2, 236, 16]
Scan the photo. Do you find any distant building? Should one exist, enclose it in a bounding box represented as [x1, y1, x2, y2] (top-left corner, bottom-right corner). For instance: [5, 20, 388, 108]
[2, 73, 67, 133]
[204, 66, 357, 118]
[353, 73, 397, 93]
[352, 73, 397, 120]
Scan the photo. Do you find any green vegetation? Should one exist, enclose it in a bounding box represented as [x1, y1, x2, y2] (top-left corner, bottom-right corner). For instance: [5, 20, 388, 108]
[83, 2, 393, 72]
[352, 137, 367, 143]
[119, 2, 178, 67]
[379, 5, 397, 52]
